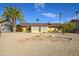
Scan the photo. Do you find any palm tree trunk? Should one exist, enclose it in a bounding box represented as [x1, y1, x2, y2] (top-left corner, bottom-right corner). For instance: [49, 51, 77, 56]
[12, 18, 16, 32]
[0, 28, 1, 36]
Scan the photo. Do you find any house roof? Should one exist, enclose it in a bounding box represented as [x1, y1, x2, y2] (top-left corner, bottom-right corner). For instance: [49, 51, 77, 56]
[0, 20, 7, 23]
[19, 23, 61, 27]
[0, 16, 7, 23]
[70, 19, 79, 23]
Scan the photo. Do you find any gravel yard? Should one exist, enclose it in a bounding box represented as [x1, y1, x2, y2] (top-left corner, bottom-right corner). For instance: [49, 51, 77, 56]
[0, 33, 79, 56]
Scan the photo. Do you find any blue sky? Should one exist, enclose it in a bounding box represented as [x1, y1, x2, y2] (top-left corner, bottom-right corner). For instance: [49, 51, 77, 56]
[0, 3, 79, 23]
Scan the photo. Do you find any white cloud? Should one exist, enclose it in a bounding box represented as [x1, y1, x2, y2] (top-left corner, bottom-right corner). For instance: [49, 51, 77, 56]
[41, 12, 57, 19]
[34, 4, 60, 19]
[34, 3, 45, 12]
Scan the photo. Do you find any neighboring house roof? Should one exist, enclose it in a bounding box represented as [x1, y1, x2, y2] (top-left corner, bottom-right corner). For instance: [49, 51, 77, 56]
[70, 19, 79, 33]
[0, 16, 7, 23]
[0, 20, 7, 23]
[70, 19, 79, 23]
[19, 23, 61, 27]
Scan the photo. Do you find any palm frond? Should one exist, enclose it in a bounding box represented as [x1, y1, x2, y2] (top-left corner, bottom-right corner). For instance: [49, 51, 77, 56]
[2, 6, 25, 24]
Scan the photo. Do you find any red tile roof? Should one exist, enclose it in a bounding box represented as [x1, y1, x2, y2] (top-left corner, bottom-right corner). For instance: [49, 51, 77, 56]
[19, 23, 61, 27]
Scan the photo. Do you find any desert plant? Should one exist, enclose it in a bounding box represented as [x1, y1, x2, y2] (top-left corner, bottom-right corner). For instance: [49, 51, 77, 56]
[62, 22, 76, 33]
[3, 6, 25, 32]
[52, 29, 59, 33]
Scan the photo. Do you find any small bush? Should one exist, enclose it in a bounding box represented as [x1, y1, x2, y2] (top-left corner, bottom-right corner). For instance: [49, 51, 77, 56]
[52, 29, 59, 33]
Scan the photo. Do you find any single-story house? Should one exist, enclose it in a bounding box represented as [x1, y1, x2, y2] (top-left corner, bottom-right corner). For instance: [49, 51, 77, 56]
[17, 23, 61, 33]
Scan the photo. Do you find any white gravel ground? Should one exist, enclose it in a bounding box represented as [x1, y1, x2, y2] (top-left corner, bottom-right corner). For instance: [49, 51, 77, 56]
[0, 33, 79, 56]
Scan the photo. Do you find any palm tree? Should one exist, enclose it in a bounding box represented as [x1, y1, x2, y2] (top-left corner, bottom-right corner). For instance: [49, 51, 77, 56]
[59, 13, 62, 24]
[0, 24, 1, 34]
[36, 18, 39, 23]
[58, 13, 64, 34]
[35, 18, 41, 32]
[3, 6, 25, 32]
[75, 11, 79, 19]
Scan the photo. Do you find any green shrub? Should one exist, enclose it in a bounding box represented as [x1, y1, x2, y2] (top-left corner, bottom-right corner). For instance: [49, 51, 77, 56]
[52, 29, 59, 33]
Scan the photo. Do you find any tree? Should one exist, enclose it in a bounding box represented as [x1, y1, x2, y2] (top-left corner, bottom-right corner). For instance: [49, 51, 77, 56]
[0, 25, 1, 35]
[75, 11, 79, 19]
[3, 6, 25, 32]
[62, 22, 76, 33]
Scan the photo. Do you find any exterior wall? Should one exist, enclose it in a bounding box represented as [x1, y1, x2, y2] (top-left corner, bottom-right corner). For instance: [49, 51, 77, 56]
[40, 27, 48, 33]
[22, 27, 27, 32]
[19, 26, 60, 33]
[31, 27, 48, 33]
[31, 27, 39, 33]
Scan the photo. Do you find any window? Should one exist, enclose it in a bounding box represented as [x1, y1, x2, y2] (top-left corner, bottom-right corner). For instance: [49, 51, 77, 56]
[41, 27, 47, 31]
[32, 27, 39, 31]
